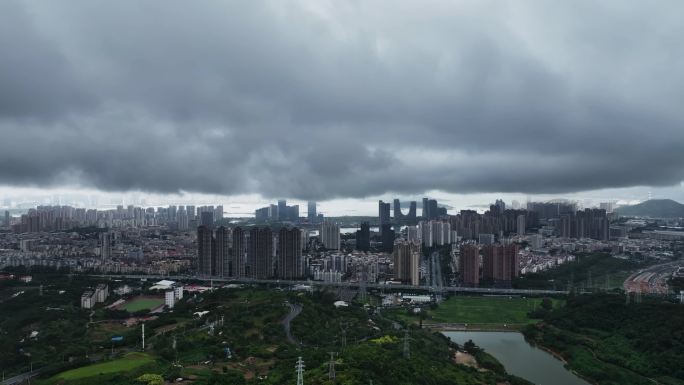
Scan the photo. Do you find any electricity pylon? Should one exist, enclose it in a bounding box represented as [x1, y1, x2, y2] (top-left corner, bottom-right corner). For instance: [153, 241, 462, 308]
[328, 352, 337, 380]
[296, 357, 305, 385]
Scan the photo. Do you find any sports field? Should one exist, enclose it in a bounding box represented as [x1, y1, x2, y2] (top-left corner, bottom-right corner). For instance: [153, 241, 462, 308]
[429, 296, 563, 325]
[119, 296, 164, 312]
[55, 352, 153, 380]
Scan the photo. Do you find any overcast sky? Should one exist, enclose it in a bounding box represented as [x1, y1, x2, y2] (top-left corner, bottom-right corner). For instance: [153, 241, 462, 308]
[1, 1, 684, 206]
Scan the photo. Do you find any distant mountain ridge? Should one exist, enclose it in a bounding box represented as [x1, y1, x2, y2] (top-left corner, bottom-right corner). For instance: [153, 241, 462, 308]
[617, 199, 684, 218]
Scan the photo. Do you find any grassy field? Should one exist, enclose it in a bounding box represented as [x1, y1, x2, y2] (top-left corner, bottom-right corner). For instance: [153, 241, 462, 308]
[54, 353, 154, 380]
[87, 320, 130, 341]
[429, 296, 563, 325]
[120, 296, 164, 312]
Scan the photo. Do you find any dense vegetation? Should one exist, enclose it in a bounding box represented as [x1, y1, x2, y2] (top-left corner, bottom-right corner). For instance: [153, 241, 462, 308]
[0, 268, 108, 375]
[524, 294, 684, 385]
[1, 268, 534, 385]
[513, 252, 648, 291]
[284, 291, 533, 385]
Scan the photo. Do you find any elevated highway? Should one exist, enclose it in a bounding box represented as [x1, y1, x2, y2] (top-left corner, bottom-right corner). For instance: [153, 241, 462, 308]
[92, 274, 568, 296]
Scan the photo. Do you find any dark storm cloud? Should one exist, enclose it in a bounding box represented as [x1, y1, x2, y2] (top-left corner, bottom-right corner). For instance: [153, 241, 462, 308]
[1, 0, 684, 200]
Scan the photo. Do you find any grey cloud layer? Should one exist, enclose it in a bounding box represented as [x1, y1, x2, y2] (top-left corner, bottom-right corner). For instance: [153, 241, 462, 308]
[1, 1, 683, 200]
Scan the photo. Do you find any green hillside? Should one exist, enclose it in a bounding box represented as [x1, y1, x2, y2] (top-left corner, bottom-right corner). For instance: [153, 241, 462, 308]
[617, 199, 684, 218]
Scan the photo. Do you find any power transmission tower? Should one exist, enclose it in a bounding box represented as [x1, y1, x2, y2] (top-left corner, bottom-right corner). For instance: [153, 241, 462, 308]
[328, 352, 337, 380]
[403, 329, 411, 359]
[296, 357, 305, 385]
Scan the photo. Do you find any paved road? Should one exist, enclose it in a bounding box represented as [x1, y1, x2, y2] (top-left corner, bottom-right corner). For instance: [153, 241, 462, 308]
[430, 252, 444, 292]
[2, 370, 40, 385]
[92, 274, 568, 296]
[624, 260, 683, 294]
[282, 302, 302, 345]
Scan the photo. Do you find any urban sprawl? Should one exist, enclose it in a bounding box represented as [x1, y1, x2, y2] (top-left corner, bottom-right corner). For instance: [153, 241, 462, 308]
[1, 198, 682, 296]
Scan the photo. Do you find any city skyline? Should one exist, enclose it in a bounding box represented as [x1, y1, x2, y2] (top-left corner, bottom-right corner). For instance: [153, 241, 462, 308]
[2, 185, 683, 218]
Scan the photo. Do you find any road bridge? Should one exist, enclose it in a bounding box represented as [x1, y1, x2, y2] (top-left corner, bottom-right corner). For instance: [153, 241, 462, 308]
[92, 274, 568, 296]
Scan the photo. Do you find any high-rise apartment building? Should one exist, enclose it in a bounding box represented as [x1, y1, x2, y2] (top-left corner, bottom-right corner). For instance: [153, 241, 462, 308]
[320, 221, 341, 250]
[232, 227, 245, 278]
[307, 201, 317, 221]
[278, 200, 287, 221]
[178, 208, 189, 231]
[418, 220, 452, 247]
[200, 211, 214, 227]
[495, 199, 506, 213]
[277, 227, 302, 279]
[249, 227, 273, 279]
[481, 244, 499, 282]
[214, 205, 224, 221]
[355, 222, 370, 251]
[516, 214, 526, 236]
[559, 209, 609, 241]
[393, 199, 403, 221]
[459, 244, 480, 287]
[214, 226, 231, 277]
[99, 231, 112, 260]
[197, 225, 213, 276]
[380, 224, 395, 252]
[256, 200, 299, 222]
[421, 199, 442, 220]
[504, 244, 520, 282]
[392, 199, 417, 224]
[599, 202, 616, 214]
[378, 200, 391, 234]
[482, 243, 520, 287]
[186, 205, 196, 221]
[393, 240, 420, 285]
[407, 225, 419, 244]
